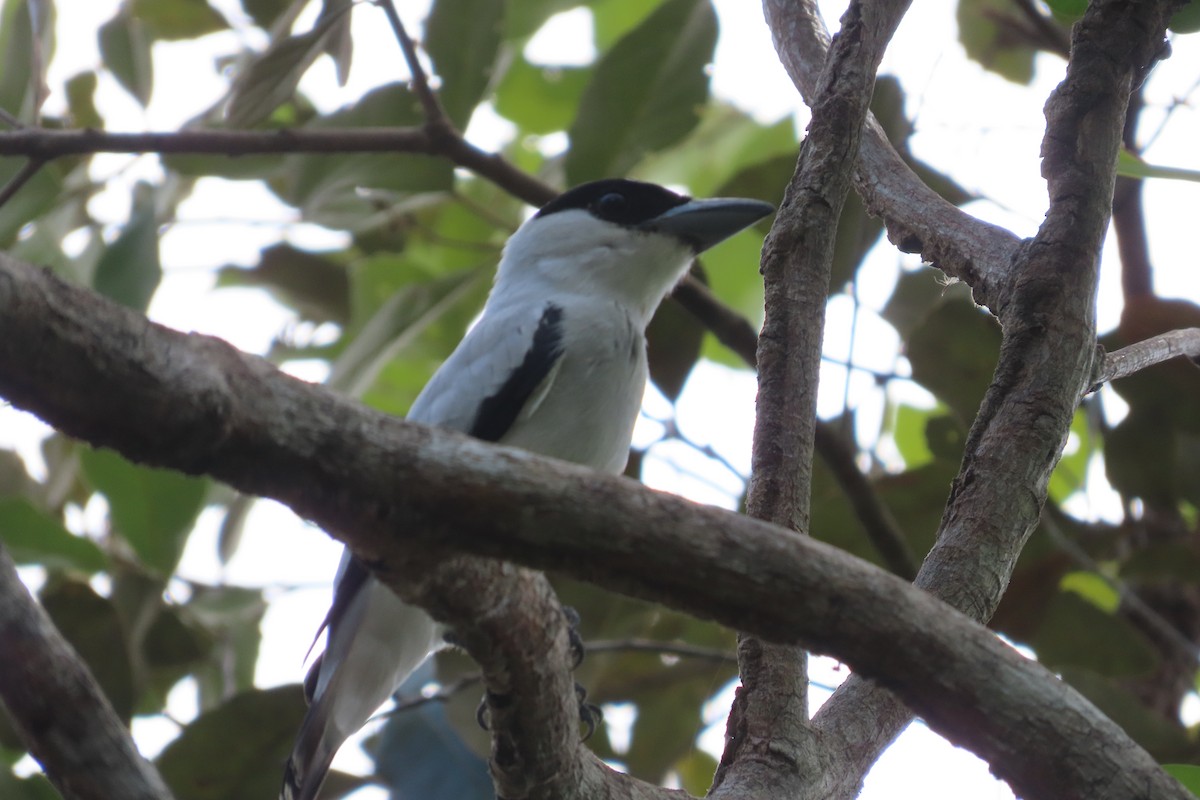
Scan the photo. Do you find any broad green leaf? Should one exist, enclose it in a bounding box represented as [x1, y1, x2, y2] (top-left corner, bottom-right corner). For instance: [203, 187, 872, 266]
[1048, 408, 1090, 502]
[1031, 592, 1157, 677]
[647, 274, 705, 401]
[187, 585, 267, 705]
[1059, 571, 1120, 613]
[0, 157, 65, 247]
[633, 103, 796, 197]
[0, 0, 53, 122]
[156, 686, 307, 800]
[40, 579, 136, 721]
[1118, 148, 1200, 183]
[504, 0, 582, 40]
[242, 0, 297, 29]
[225, 5, 352, 128]
[273, 85, 454, 225]
[217, 244, 350, 323]
[425, 0, 505, 129]
[1062, 668, 1191, 759]
[0, 771, 57, 800]
[906, 299, 1001, 424]
[494, 59, 591, 134]
[567, 0, 717, 184]
[1164, 765, 1200, 796]
[330, 265, 488, 398]
[93, 183, 162, 312]
[65, 71, 102, 128]
[0, 498, 108, 573]
[129, 0, 229, 41]
[80, 448, 208, 575]
[957, 0, 1037, 84]
[1172, 0, 1200, 33]
[319, 0, 354, 85]
[890, 403, 935, 469]
[1044, 0, 1087, 22]
[591, 0, 666, 51]
[99, 12, 154, 106]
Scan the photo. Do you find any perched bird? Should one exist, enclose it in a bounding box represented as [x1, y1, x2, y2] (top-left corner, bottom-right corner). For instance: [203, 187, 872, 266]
[282, 179, 773, 800]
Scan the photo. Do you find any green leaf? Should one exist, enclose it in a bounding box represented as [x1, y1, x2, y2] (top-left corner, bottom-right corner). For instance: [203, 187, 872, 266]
[503, 0, 582, 40]
[647, 280, 705, 401]
[957, 0, 1037, 84]
[40, 578, 136, 721]
[425, 0, 505, 129]
[590, 0, 666, 51]
[1048, 408, 1090, 503]
[1117, 148, 1200, 183]
[65, 71, 103, 128]
[273, 84, 454, 226]
[225, 5, 352, 128]
[890, 403, 935, 469]
[92, 183, 162, 312]
[1044, 0, 1087, 23]
[1171, 0, 1200, 33]
[217, 244, 350, 323]
[1165, 764, 1200, 796]
[129, 0, 229, 41]
[906, 298, 1001, 423]
[0, 498, 108, 573]
[156, 686, 307, 800]
[633, 103, 796, 197]
[330, 265, 488, 398]
[241, 0, 296, 29]
[493, 59, 591, 134]
[0, 0, 53, 123]
[1031, 592, 1157, 677]
[80, 448, 208, 575]
[1059, 571, 1119, 613]
[99, 12, 154, 106]
[566, 0, 717, 184]
[0, 771, 58, 800]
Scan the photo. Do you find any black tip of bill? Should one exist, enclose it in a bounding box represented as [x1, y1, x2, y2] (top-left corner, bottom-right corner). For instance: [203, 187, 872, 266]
[639, 196, 775, 253]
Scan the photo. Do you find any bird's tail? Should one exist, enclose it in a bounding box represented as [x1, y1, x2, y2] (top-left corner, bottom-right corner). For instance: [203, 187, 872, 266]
[280, 701, 339, 800]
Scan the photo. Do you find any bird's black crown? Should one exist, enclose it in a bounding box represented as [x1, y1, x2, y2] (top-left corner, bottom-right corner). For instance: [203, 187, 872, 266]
[536, 179, 690, 228]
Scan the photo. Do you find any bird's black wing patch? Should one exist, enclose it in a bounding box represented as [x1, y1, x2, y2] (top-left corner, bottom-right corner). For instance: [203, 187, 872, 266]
[470, 303, 565, 442]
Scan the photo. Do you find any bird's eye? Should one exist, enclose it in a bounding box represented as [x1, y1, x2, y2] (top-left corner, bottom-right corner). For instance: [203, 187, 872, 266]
[593, 192, 627, 220]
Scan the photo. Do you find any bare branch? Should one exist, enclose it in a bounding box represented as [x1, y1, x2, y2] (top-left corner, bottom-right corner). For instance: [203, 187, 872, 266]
[715, 1, 915, 793]
[763, 0, 1021, 310]
[1091, 327, 1200, 391]
[0, 252, 1189, 800]
[375, 0, 450, 125]
[0, 158, 44, 210]
[0, 547, 174, 800]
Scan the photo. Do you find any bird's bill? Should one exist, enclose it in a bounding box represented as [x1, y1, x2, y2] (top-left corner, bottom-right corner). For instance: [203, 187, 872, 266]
[638, 197, 774, 253]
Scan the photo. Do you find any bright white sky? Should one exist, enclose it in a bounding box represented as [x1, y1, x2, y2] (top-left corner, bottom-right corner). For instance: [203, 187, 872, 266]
[4, 1, 1200, 798]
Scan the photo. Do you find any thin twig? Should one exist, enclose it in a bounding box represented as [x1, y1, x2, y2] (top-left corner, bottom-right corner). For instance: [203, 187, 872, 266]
[0, 107, 23, 129]
[1089, 327, 1200, 392]
[0, 158, 44, 210]
[375, 0, 448, 125]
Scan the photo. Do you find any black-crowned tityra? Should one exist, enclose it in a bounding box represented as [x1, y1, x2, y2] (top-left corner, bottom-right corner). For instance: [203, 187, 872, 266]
[281, 179, 773, 800]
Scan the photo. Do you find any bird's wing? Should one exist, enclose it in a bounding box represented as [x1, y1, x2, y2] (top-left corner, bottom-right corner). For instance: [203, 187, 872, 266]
[283, 301, 566, 800]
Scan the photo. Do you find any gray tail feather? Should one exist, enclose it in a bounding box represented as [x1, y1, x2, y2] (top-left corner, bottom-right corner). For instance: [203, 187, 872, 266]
[280, 704, 339, 800]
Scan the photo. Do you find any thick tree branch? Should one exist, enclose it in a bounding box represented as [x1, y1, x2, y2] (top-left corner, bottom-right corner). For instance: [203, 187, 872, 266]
[0, 546, 174, 800]
[0, 253, 1190, 799]
[763, 0, 1021, 311]
[765, 1, 1185, 796]
[716, 1, 913, 795]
